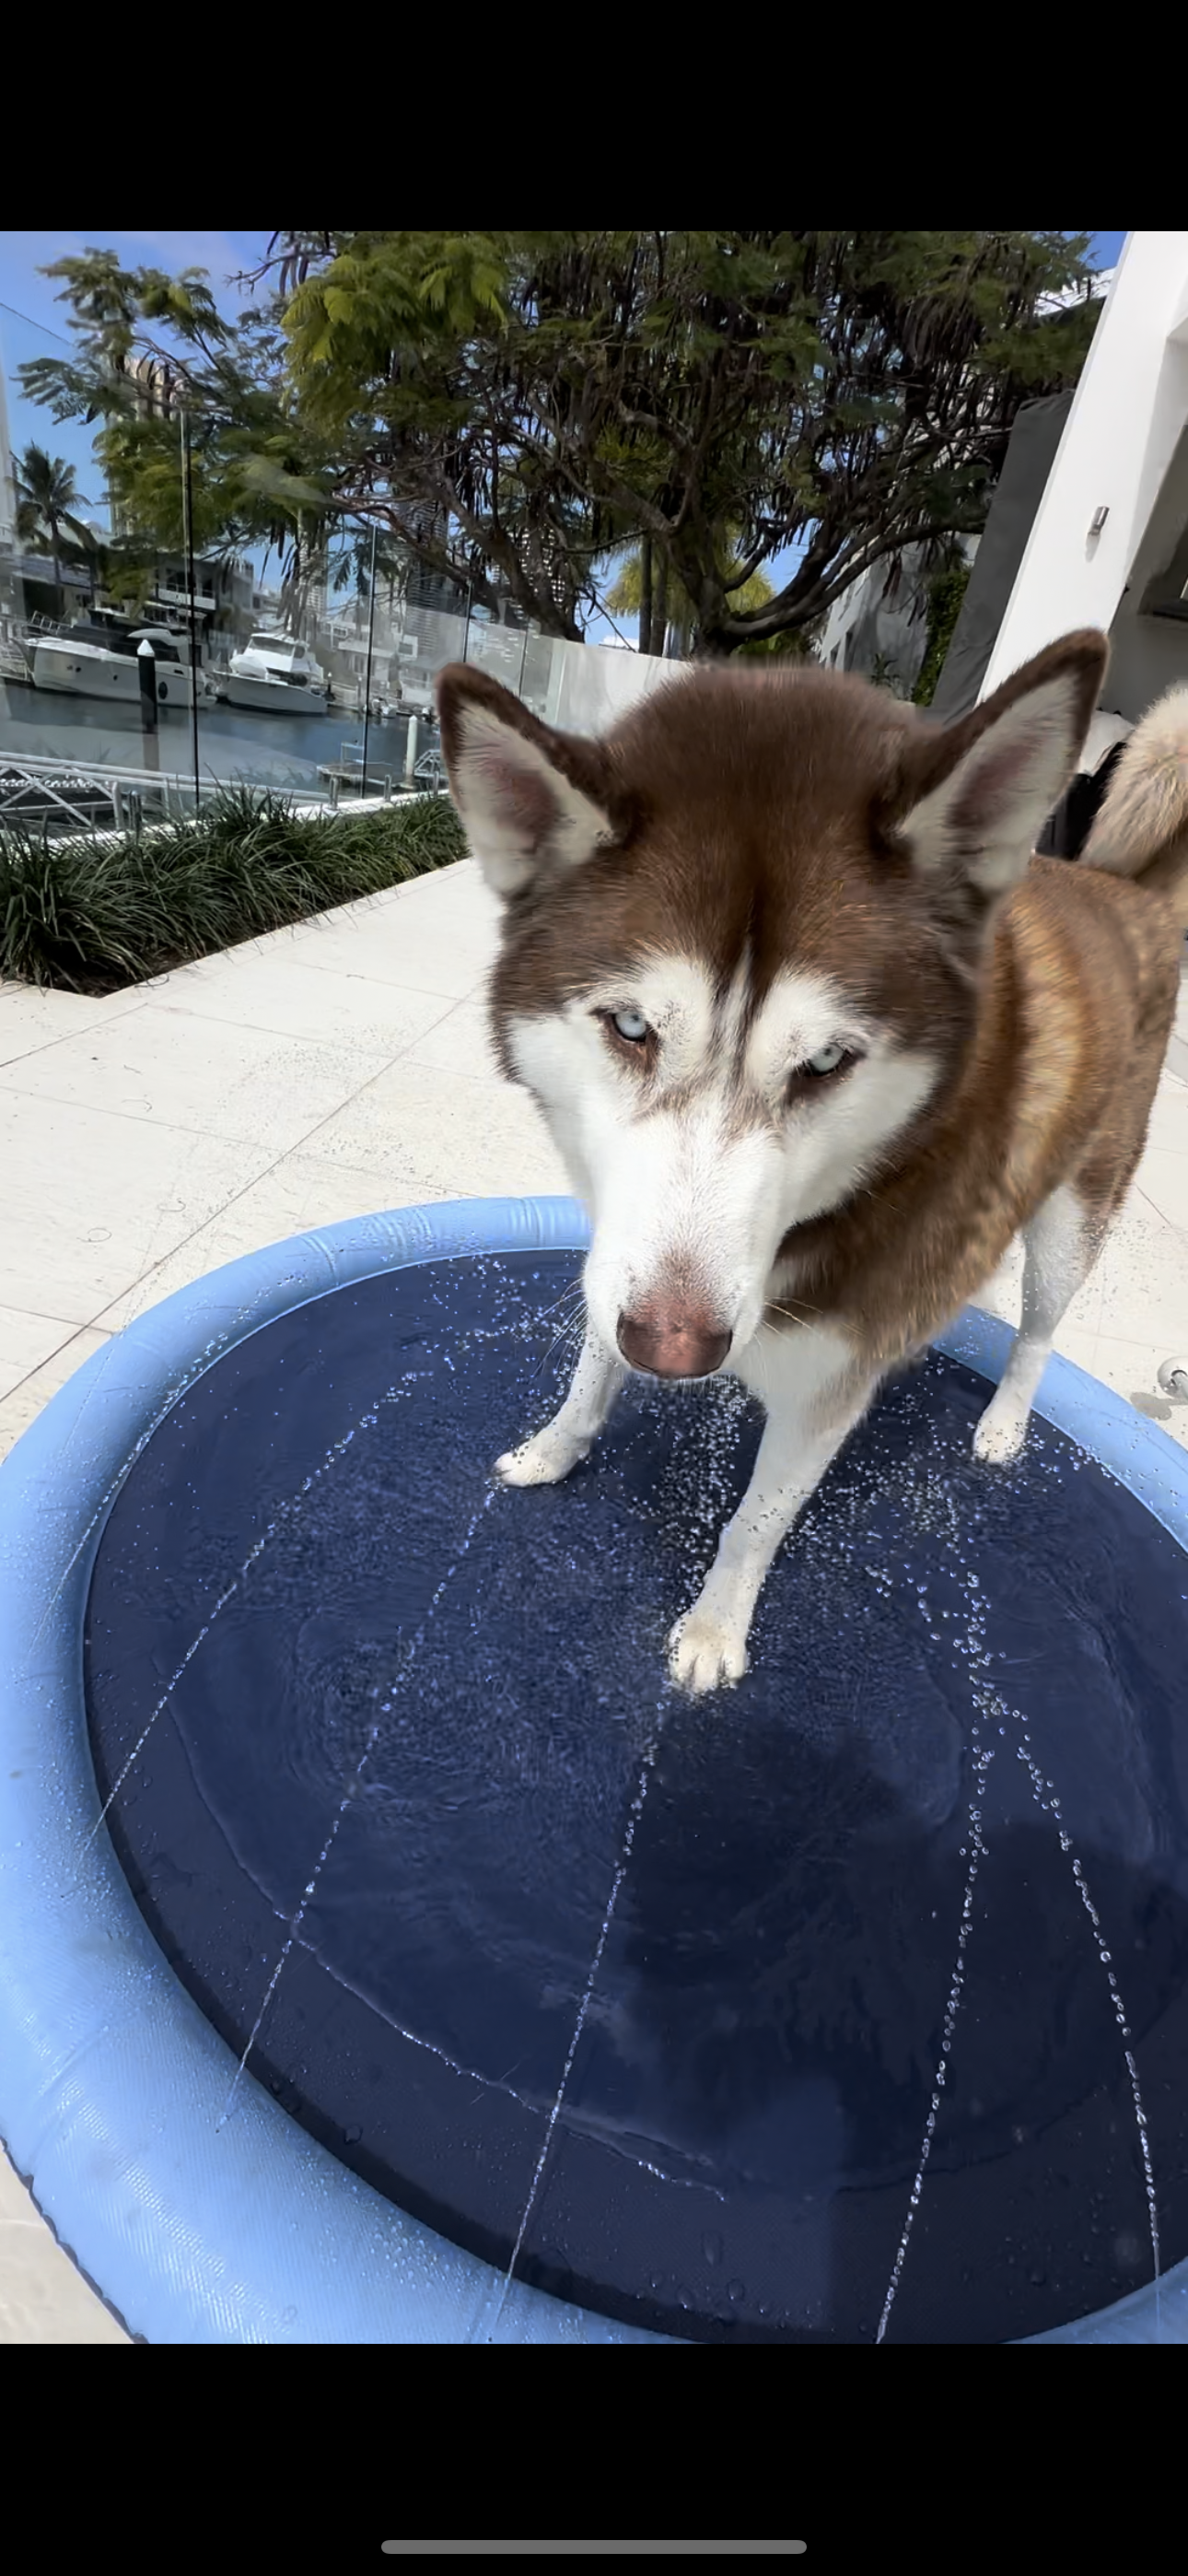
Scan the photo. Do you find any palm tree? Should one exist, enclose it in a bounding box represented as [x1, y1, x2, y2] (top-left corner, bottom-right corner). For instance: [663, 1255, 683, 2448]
[604, 525, 778, 658]
[13, 444, 99, 613]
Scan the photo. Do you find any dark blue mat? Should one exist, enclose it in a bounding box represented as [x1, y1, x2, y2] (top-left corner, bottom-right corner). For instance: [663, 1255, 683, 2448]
[84, 1250, 1188, 2343]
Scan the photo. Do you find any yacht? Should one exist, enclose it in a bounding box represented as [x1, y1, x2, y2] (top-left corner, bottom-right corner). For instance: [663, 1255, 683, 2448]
[225, 632, 329, 714]
[29, 618, 212, 708]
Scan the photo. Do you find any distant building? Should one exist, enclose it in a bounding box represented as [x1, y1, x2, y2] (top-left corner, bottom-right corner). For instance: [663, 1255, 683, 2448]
[0, 356, 14, 554]
[402, 558, 468, 621]
[394, 498, 533, 629]
[816, 536, 981, 698]
[402, 555, 532, 631]
[137, 551, 253, 658]
[4, 550, 92, 603]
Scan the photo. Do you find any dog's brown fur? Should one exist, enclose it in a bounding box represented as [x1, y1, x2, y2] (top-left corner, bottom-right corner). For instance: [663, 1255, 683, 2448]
[768, 848, 1185, 1367]
[440, 640, 1187, 1376]
[438, 635, 1188, 1688]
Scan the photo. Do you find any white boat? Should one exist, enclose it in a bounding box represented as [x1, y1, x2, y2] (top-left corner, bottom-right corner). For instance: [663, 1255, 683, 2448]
[225, 632, 329, 714]
[29, 621, 212, 708]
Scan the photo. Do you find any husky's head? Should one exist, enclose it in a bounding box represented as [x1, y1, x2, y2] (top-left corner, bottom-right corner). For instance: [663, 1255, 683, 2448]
[438, 635, 1105, 1379]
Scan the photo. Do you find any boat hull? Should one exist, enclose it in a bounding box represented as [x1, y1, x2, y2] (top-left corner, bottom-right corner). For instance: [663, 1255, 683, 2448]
[224, 673, 329, 715]
[31, 643, 205, 708]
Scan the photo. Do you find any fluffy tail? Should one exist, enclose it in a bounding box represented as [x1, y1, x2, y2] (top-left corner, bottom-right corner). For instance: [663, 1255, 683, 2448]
[1079, 685, 1188, 916]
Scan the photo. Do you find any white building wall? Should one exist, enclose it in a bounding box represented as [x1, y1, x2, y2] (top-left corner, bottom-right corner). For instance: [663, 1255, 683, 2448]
[817, 565, 877, 672]
[982, 234, 1188, 699]
[1098, 417, 1188, 720]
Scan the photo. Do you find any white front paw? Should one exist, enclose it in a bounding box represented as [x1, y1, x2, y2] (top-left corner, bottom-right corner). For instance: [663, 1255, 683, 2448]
[668, 1602, 751, 1695]
[972, 1403, 1027, 1465]
[494, 1427, 587, 1488]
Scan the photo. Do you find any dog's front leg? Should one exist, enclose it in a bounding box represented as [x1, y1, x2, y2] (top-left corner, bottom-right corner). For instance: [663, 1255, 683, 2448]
[669, 1339, 878, 1695]
[495, 1317, 627, 1489]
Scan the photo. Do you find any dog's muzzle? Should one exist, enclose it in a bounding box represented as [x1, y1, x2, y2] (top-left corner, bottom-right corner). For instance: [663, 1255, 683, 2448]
[616, 1304, 731, 1380]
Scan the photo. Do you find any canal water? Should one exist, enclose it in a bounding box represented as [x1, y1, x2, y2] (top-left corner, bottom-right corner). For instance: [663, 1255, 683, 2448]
[0, 679, 436, 800]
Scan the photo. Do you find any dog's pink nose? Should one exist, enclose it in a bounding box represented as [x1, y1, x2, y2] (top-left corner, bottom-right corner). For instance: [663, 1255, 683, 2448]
[616, 1306, 731, 1379]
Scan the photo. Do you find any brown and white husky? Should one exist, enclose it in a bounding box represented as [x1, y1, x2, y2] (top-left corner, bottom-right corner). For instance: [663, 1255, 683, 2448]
[437, 638, 1188, 1693]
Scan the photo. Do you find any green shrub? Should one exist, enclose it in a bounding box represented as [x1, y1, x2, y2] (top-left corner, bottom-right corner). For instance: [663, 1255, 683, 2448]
[912, 561, 973, 708]
[0, 783, 467, 993]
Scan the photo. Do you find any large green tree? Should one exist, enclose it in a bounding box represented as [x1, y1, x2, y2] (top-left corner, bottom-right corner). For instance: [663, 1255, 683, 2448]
[22, 232, 1102, 656]
[271, 229, 1101, 651]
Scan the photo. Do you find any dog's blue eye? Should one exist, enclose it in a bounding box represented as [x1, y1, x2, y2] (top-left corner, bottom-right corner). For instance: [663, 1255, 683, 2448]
[805, 1043, 850, 1077]
[611, 1008, 650, 1044]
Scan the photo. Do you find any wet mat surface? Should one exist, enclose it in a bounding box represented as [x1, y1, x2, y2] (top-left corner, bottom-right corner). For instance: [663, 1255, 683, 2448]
[85, 1251, 1188, 2342]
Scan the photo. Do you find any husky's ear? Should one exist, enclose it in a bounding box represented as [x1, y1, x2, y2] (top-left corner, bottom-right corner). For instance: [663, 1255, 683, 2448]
[436, 663, 627, 897]
[891, 631, 1108, 898]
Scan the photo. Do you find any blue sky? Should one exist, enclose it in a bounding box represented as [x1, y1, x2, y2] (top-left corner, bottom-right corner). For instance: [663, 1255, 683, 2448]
[0, 228, 1128, 638]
